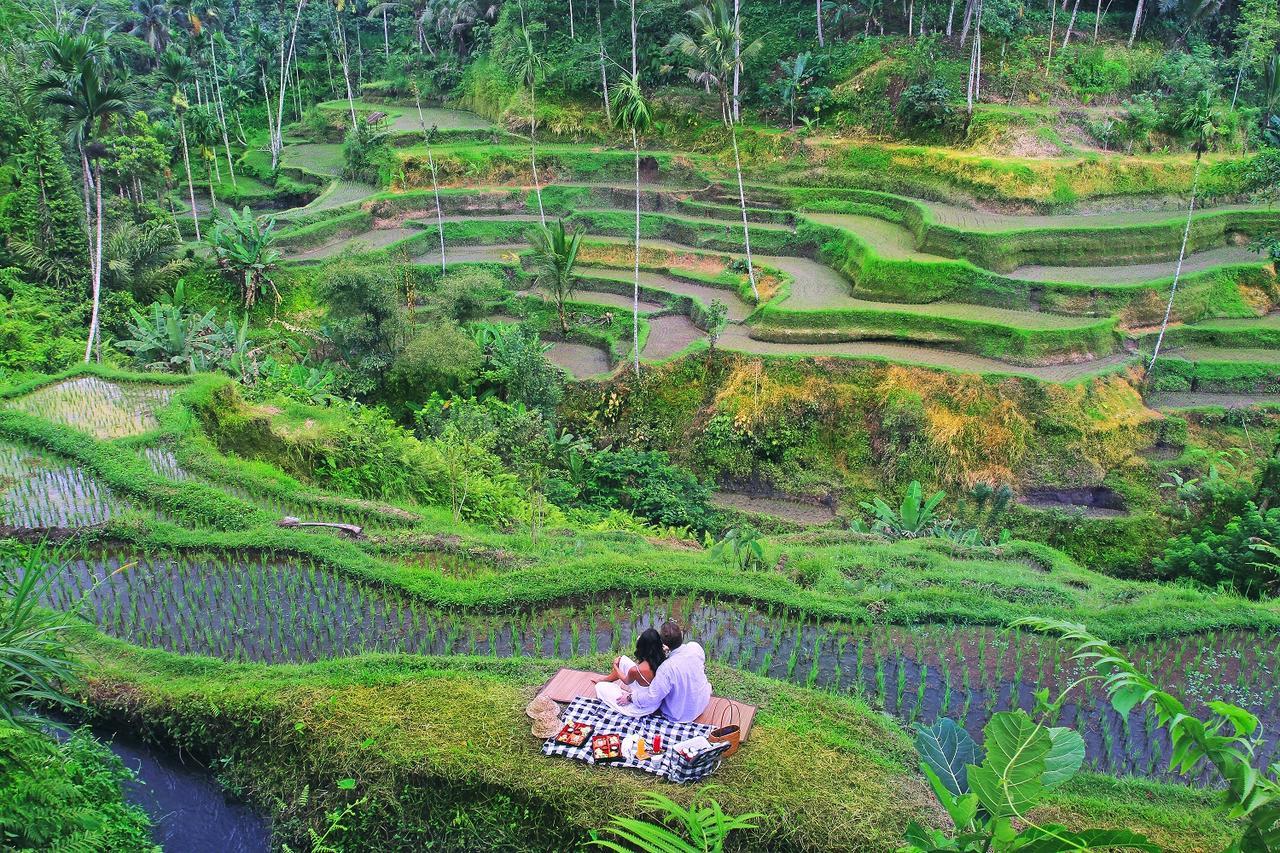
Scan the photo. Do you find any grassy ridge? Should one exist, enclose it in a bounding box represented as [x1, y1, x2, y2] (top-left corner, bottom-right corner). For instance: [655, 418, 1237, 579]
[68, 632, 1236, 853]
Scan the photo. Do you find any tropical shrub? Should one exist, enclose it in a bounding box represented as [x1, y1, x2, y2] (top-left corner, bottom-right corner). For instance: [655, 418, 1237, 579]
[710, 524, 767, 570]
[903, 711, 1154, 852]
[1018, 618, 1280, 849]
[592, 791, 761, 852]
[897, 80, 954, 137]
[473, 323, 564, 416]
[0, 548, 81, 729]
[858, 480, 946, 538]
[563, 447, 717, 532]
[117, 299, 218, 373]
[315, 256, 412, 397]
[389, 321, 484, 403]
[0, 723, 156, 852]
[207, 207, 284, 311]
[1156, 502, 1280, 598]
[341, 119, 391, 185]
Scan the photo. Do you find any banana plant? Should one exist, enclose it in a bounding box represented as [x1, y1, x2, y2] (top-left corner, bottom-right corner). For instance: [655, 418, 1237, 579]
[710, 524, 766, 570]
[859, 480, 946, 538]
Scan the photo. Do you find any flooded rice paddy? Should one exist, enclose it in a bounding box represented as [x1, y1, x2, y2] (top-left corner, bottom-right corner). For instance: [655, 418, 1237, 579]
[28, 547, 1280, 784]
[0, 440, 134, 528]
[6, 376, 175, 438]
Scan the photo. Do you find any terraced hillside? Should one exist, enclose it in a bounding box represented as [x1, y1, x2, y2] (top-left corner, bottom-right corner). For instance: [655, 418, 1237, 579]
[265, 141, 1278, 401]
[2, 369, 1275, 850]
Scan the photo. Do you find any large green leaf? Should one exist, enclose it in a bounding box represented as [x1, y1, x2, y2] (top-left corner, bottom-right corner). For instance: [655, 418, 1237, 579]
[1012, 825, 1160, 852]
[1041, 727, 1085, 788]
[968, 711, 1051, 818]
[919, 764, 979, 832]
[915, 718, 982, 796]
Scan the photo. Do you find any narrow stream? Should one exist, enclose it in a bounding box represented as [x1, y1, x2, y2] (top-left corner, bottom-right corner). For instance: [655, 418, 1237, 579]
[52, 717, 270, 852]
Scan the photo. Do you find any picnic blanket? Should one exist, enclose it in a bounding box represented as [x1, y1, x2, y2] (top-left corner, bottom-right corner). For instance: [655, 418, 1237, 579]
[542, 696, 730, 783]
[536, 668, 758, 741]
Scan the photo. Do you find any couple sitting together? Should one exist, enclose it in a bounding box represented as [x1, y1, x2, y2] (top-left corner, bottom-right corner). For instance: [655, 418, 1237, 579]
[592, 620, 711, 723]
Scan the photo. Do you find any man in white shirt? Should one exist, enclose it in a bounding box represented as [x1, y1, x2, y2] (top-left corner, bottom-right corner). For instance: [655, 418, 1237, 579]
[616, 621, 712, 723]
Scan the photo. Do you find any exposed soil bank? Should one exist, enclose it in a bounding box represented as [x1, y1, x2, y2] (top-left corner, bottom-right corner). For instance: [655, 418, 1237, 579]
[711, 490, 838, 525]
[1020, 486, 1130, 517]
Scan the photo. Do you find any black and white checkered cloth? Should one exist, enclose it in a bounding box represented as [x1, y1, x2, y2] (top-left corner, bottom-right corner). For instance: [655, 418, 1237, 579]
[541, 696, 729, 783]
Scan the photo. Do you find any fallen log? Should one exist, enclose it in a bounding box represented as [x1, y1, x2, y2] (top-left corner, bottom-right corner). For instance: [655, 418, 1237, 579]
[277, 517, 365, 539]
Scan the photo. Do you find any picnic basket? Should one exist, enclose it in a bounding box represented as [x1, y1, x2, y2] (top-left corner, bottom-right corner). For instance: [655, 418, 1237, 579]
[663, 739, 731, 784]
[707, 702, 741, 757]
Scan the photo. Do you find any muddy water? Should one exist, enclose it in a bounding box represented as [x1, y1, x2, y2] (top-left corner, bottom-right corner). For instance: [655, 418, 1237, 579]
[545, 342, 612, 379]
[98, 724, 269, 852]
[643, 315, 703, 360]
[33, 549, 1280, 784]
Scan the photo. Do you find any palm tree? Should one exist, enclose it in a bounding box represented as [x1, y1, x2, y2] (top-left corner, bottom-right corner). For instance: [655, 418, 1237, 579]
[157, 49, 202, 241]
[612, 67, 652, 376]
[35, 30, 134, 362]
[528, 219, 583, 334]
[130, 0, 172, 55]
[514, 24, 548, 226]
[669, 1, 761, 300]
[1148, 91, 1223, 374]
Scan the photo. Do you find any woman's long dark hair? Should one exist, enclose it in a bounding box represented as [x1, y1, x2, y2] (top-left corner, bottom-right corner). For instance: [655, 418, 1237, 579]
[634, 628, 666, 676]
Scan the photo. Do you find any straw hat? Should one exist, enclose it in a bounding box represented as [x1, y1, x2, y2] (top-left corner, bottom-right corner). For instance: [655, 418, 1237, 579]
[526, 696, 559, 719]
[531, 711, 562, 738]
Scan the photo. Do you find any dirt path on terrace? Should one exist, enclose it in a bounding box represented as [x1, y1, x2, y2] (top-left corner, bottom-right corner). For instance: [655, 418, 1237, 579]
[288, 227, 419, 261]
[578, 267, 754, 320]
[1015, 244, 1262, 283]
[1146, 392, 1280, 410]
[715, 325, 1134, 380]
[413, 243, 526, 266]
[920, 200, 1261, 231]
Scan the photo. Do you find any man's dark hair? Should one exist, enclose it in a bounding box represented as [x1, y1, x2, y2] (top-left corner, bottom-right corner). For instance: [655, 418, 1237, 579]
[659, 620, 683, 650]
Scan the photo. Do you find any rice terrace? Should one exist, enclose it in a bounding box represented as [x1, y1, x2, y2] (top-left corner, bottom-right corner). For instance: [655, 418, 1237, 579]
[4, 0, 1280, 850]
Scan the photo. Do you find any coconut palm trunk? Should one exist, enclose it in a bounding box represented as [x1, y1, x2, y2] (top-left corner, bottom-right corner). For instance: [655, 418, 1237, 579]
[209, 37, 237, 186]
[83, 158, 103, 362]
[596, 0, 611, 124]
[729, 3, 759, 301]
[273, 0, 306, 170]
[1147, 155, 1202, 373]
[732, 0, 742, 122]
[414, 89, 447, 273]
[629, 0, 642, 376]
[530, 84, 546, 226]
[730, 123, 758, 301]
[179, 116, 201, 241]
[335, 6, 359, 131]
